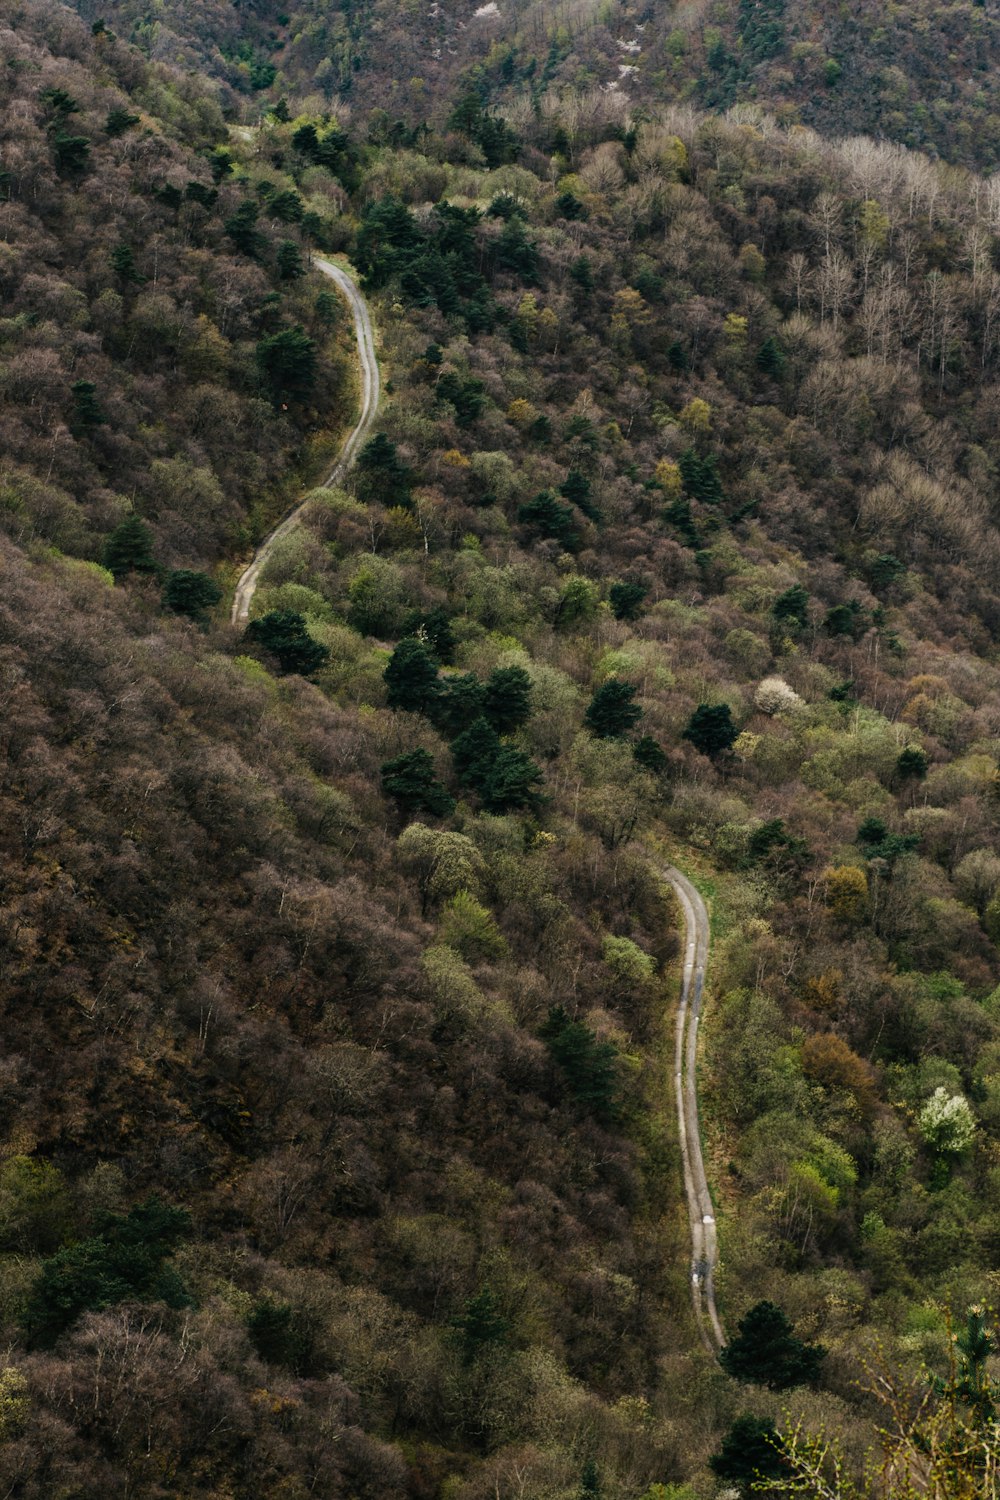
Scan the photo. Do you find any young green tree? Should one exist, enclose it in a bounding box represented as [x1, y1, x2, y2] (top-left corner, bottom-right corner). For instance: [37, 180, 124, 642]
[584, 679, 643, 739]
[683, 703, 737, 758]
[450, 1286, 510, 1364]
[245, 610, 329, 676]
[720, 1301, 826, 1390]
[381, 750, 455, 818]
[103, 515, 156, 580]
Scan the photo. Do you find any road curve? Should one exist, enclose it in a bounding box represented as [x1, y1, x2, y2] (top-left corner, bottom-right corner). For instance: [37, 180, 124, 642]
[231, 257, 381, 626]
[664, 866, 725, 1355]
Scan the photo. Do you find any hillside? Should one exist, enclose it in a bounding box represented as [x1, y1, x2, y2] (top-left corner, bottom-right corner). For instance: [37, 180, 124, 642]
[65, 0, 1000, 172]
[6, 0, 1000, 1494]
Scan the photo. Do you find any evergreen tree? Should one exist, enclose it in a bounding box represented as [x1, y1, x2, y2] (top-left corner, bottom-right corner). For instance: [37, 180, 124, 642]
[245, 611, 329, 676]
[451, 1286, 510, 1363]
[683, 703, 737, 758]
[104, 106, 140, 137]
[678, 448, 724, 504]
[109, 243, 145, 285]
[162, 570, 222, 620]
[483, 666, 532, 734]
[355, 432, 412, 506]
[579, 1459, 601, 1497]
[719, 1300, 826, 1390]
[541, 1007, 620, 1122]
[270, 189, 304, 223]
[381, 750, 455, 817]
[633, 736, 667, 774]
[608, 581, 648, 620]
[896, 745, 929, 782]
[276, 240, 305, 280]
[772, 583, 810, 628]
[569, 255, 594, 295]
[24, 1198, 191, 1348]
[518, 491, 579, 549]
[451, 717, 501, 792]
[70, 379, 106, 432]
[434, 673, 486, 738]
[482, 746, 542, 812]
[103, 515, 156, 580]
[756, 336, 786, 378]
[224, 200, 264, 257]
[710, 1414, 787, 1493]
[584, 679, 643, 739]
[52, 132, 90, 175]
[257, 326, 317, 403]
[559, 469, 598, 519]
[402, 607, 456, 664]
[383, 638, 442, 715]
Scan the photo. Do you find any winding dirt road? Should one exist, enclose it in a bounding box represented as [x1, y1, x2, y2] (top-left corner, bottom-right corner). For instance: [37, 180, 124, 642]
[665, 866, 725, 1354]
[231, 257, 381, 626]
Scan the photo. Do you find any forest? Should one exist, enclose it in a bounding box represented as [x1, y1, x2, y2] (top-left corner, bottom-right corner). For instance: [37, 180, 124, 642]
[6, 0, 1000, 1492]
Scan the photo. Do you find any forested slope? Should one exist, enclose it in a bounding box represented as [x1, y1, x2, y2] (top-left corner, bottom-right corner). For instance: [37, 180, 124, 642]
[7, 0, 1000, 1494]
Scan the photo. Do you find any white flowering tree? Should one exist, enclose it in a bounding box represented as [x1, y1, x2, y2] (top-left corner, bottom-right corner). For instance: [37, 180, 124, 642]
[918, 1086, 976, 1155]
[755, 676, 802, 715]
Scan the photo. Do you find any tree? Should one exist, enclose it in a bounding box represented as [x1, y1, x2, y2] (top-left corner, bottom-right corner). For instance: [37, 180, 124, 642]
[52, 131, 90, 175]
[105, 106, 140, 137]
[384, 637, 442, 715]
[103, 515, 156, 580]
[918, 1087, 976, 1156]
[483, 666, 533, 733]
[481, 746, 543, 812]
[434, 673, 487, 738]
[24, 1198, 191, 1348]
[224, 199, 264, 257]
[711, 1415, 787, 1493]
[245, 610, 329, 675]
[633, 736, 667, 774]
[276, 240, 305, 280]
[451, 1286, 509, 1363]
[896, 745, 929, 782]
[402, 606, 456, 664]
[355, 432, 413, 507]
[257, 326, 317, 403]
[609, 580, 648, 620]
[451, 717, 502, 791]
[584, 679, 643, 739]
[772, 584, 810, 628]
[109, 243, 145, 285]
[70, 379, 106, 432]
[683, 703, 737, 758]
[541, 1007, 620, 1122]
[720, 1300, 826, 1390]
[381, 750, 454, 817]
[678, 448, 724, 503]
[757, 336, 786, 378]
[162, 570, 222, 620]
[518, 490, 579, 548]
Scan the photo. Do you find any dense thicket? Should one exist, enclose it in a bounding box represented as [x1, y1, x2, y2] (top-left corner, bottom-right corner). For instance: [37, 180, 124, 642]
[10, 0, 1000, 1492]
